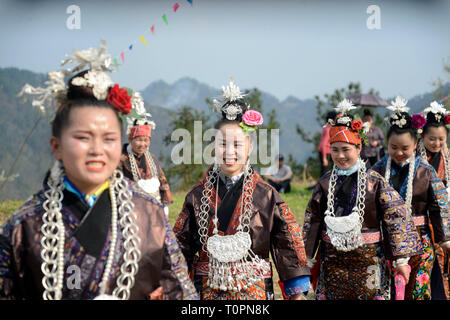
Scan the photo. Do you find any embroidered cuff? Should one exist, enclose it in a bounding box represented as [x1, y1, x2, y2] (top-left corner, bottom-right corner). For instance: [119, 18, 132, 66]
[283, 276, 311, 295]
[393, 257, 410, 268]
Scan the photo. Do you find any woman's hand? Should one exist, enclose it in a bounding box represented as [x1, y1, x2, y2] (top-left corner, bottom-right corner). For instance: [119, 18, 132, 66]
[148, 286, 164, 300]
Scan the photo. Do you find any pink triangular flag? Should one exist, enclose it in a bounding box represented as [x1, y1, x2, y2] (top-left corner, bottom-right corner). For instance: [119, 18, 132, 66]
[173, 3, 180, 12]
[120, 52, 125, 64]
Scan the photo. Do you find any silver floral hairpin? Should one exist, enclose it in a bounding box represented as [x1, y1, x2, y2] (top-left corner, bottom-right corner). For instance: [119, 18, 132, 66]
[213, 78, 248, 120]
[17, 70, 66, 116]
[126, 91, 155, 134]
[60, 39, 112, 74]
[61, 40, 114, 100]
[387, 95, 410, 113]
[424, 101, 448, 122]
[386, 95, 410, 128]
[335, 99, 356, 114]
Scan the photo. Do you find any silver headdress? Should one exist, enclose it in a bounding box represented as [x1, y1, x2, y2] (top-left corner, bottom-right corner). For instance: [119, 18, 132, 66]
[213, 78, 248, 121]
[126, 91, 155, 135]
[17, 40, 116, 119]
[386, 95, 411, 128]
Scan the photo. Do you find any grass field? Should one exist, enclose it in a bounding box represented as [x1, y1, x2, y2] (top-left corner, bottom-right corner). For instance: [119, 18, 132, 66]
[0, 180, 314, 299]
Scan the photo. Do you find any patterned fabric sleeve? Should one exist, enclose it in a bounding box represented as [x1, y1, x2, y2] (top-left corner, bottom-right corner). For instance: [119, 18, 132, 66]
[160, 220, 199, 300]
[427, 169, 450, 243]
[173, 191, 201, 272]
[374, 171, 423, 259]
[0, 219, 15, 300]
[302, 182, 325, 261]
[270, 193, 310, 283]
[151, 154, 173, 206]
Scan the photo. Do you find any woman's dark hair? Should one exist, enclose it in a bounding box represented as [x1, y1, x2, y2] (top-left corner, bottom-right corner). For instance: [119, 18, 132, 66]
[325, 110, 338, 122]
[422, 113, 449, 136]
[213, 99, 249, 130]
[51, 70, 123, 138]
[387, 126, 418, 142]
[363, 109, 373, 118]
[386, 111, 417, 141]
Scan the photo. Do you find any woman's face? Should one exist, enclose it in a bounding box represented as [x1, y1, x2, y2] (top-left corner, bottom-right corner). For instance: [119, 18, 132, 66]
[422, 126, 447, 153]
[215, 123, 251, 177]
[50, 107, 122, 195]
[388, 132, 417, 164]
[330, 142, 361, 169]
[129, 136, 151, 156]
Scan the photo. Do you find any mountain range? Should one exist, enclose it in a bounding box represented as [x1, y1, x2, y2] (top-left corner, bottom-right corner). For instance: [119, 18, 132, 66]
[0, 67, 448, 200]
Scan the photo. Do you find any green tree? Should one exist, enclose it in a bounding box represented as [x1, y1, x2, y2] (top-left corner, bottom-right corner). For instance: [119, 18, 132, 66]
[162, 106, 211, 191]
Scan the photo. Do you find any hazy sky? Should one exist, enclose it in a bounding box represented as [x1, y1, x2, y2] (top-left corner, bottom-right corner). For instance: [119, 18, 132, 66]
[1, 0, 449, 101]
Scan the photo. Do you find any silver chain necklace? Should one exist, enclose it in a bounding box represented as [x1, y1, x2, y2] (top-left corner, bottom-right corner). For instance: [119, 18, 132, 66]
[385, 153, 415, 215]
[198, 163, 270, 292]
[418, 139, 450, 194]
[128, 149, 161, 201]
[41, 161, 142, 300]
[324, 158, 367, 252]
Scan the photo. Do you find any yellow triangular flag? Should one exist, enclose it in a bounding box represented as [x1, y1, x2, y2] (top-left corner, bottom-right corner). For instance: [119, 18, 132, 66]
[139, 36, 149, 47]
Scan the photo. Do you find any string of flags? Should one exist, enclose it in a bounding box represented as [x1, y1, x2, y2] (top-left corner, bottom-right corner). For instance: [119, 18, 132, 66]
[112, 0, 193, 69]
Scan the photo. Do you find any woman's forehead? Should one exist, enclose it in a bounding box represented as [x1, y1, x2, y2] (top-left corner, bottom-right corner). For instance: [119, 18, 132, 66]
[331, 142, 355, 149]
[67, 107, 121, 132]
[216, 126, 246, 141]
[388, 133, 415, 145]
[424, 126, 447, 137]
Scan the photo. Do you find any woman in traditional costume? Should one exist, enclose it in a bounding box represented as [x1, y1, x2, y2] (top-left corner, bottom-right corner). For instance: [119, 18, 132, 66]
[119, 112, 173, 215]
[303, 98, 423, 300]
[0, 42, 197, 300]
[371, 96, 450, 300]
[174, 79, 311, 300]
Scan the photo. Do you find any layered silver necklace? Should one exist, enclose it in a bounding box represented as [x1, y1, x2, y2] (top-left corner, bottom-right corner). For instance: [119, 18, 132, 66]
[324, 158, 367, 252]
[198, 163, 270, 292]
[384, 153, 415, 215]
[41, 161, 142, 300]
[418, 139, 450, 195]
[128, 147, 161, 202]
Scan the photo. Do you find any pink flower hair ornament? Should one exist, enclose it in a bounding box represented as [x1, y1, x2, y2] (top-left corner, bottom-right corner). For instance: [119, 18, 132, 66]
[239, 110, 264, 134]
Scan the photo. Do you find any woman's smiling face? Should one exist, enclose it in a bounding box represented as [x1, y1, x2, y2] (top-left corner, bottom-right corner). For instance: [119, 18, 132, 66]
[331, 142, 361, 170]
[215, 123, 251, 177]
[422, 126, 448, 153]
[388, 132, 417, 164]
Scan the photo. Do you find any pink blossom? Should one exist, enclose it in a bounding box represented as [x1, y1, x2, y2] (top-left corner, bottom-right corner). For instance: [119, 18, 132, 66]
[242, 110, 264, 126]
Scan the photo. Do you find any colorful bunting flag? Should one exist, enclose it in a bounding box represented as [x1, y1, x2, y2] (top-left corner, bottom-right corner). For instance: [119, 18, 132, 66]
[139, 36, 149, 47]
[113, 1, 194, 65]
[162, 14, 169, 26]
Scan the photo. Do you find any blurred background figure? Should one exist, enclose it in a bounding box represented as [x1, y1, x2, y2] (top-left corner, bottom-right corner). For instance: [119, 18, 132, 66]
[360, 109, 385, 167]
[318, 111, 340, 177]
[266, 154, 293, 194]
